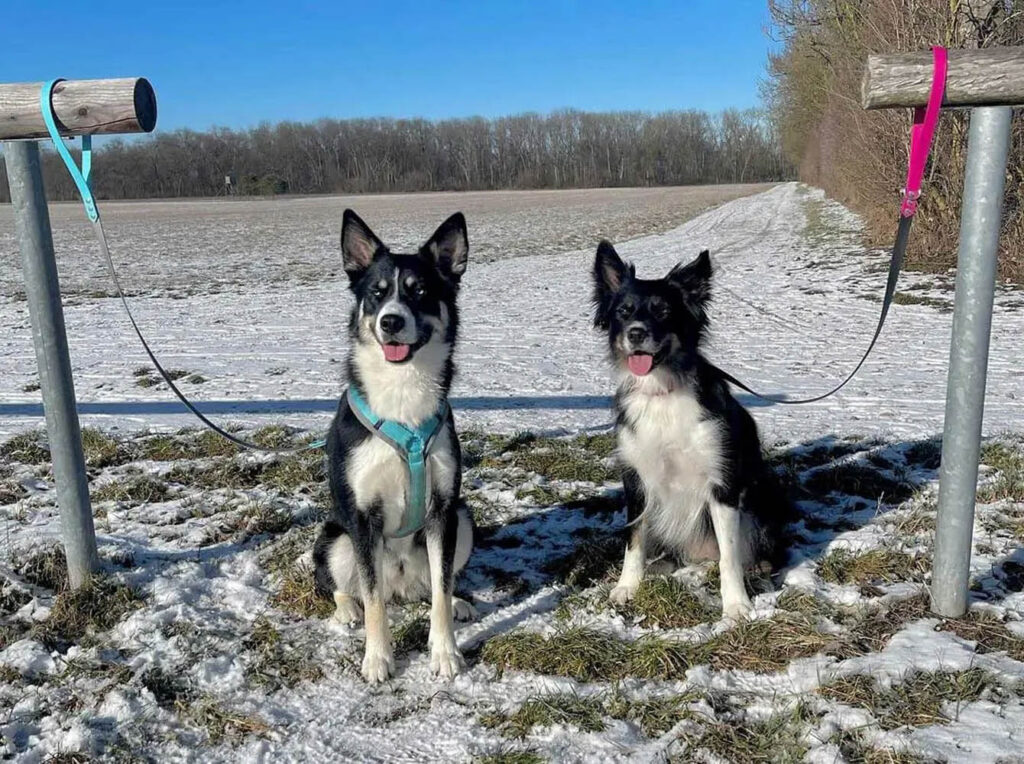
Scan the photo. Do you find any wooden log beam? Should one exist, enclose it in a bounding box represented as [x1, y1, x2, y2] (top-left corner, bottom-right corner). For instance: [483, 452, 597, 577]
[862, 46, 1024, 109]
[0, 78, 157, 140]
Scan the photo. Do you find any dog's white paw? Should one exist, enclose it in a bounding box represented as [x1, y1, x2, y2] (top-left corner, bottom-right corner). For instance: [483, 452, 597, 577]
[332, 593, 363, 625]
[452, 596, 477, 622]
[609, 583, 638, 606]
[361, 646, 395, 684]
[429, 641, 466, 680]
[721, 595, 754, 623]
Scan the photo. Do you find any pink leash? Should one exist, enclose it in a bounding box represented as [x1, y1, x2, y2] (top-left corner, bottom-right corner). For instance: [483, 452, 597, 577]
[716, 46, 948, 404]
[902, 46, 948, 217]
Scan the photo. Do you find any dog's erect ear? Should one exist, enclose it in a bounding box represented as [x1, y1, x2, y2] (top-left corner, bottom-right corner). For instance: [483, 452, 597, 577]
[423, 212, 469, 280]
[667, 249, 712, 318]
[592, 240, 632, 329]
[341, 209, 384, 279]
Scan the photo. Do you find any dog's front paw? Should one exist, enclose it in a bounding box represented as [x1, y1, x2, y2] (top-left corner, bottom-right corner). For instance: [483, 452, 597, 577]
[332, 593, 363, 625]
[430, 641, 466, 680]
[721, 595, 754, 623]
[609, 583, 638, 606]
[361, 646, 395, 684]
[452, 596, 477, 622]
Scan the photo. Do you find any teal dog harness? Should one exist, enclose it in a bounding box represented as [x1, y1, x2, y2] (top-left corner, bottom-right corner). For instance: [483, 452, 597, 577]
[346, 386, 450, 538]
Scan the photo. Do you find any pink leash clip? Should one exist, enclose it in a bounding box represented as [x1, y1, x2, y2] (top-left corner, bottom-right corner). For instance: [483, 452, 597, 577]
[901, 46, 948, 217]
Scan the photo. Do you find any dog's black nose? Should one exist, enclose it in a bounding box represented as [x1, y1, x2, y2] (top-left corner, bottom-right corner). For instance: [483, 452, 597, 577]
[380, 314, 406, 335]
[627, 327, 648, 345]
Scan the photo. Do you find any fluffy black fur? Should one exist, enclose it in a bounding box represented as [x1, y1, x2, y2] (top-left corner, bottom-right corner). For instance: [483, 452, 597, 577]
[592, 241, 791, 607]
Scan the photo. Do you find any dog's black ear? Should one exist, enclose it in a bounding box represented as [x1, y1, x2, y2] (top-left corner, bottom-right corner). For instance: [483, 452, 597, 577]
[592, 240, 632, 329]
[423, 212, 469, 281]
[341, 209, 384, 279]
[667, 249, 712, 318]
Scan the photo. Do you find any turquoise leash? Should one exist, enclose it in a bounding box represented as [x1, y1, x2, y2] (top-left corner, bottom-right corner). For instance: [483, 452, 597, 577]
[39, 79, 325, 455]
[347, 386, 449, 538]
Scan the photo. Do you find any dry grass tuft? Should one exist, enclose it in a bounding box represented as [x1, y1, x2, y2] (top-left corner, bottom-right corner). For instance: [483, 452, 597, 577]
[80, 428, 134, 469]
[141, 430, 240, 461]
[940, 610, 1024, 661]
[92, 473, 170, 504]
[978, 442, 1024, 503]
[243, 616, 324, 690]
[678, 707, 811, 763]
[20, 545, 69, 592]
[696, 615, 857, 673]
[804, 462, 916, 503]
[819, 669, 993, 729]
[480, 694, 606, 739]
[818, 548, 931, 586]
[0, 430, 50, 465]
[478, 432, 616, 483]
[180, 697, 271, 744]
[33, 578, 143, 649]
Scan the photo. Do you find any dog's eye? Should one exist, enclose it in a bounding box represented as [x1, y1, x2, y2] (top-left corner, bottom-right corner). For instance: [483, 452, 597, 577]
[371, 286, 387, 300]
[651, 301, 670, 320]
[616, 301, 634, 319]
[411, 283, 425, 298]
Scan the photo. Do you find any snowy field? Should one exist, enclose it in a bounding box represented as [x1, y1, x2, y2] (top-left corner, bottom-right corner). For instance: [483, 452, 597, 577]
[1, 183, 1024, 762]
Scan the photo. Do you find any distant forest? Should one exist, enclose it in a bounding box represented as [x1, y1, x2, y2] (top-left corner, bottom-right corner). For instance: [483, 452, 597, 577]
[0, 108, 790, 202]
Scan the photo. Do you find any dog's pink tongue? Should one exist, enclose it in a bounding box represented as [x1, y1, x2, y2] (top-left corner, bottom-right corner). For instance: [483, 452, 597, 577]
[628, 354, 653, 376]
[383, 344, 410, 362]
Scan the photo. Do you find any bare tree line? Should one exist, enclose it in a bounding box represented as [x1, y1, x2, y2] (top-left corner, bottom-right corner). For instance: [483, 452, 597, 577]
[0, 108, 790, 202]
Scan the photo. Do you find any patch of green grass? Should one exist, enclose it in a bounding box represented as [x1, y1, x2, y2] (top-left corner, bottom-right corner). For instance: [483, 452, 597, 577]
[818, 548, 931, 586]
[134, 375, 159, 388]
[185, 374, 207, 384]
[180, 696, 271, 745]
[482, 613, 850, 681]
[514, 484, 576, 507]
[892, 292, 950, 311]
[243, 616, 324, 691]
[605, 692, 698, 737]
[92, 473, 170, 504]
[133, 366, 151, 377]
[481, 628, 633, 682]
[20, 545, 68, 591]
[680, 707, 811, 763]
[262, 453, 323, 492]
[479, 433, 616, 483]
[33, 578, 143, 649]
[849, 594, 932, 653]
[481, 693, 606, 739]
[80, 428, 134, 468]
[694, 614, 857, 673]
[0, 430, 49, 465]
[140, 430, 240, 461]
[618, 576, 716, 629]
[269, 563, 332, 619]
[978, 442, 1024, 503]
[804, 462, 916, 503]
[393, 613, 430, 657]
[819, 668, 993, 729]
[474, 752, 545, 764]
[167, 460, 263, 490]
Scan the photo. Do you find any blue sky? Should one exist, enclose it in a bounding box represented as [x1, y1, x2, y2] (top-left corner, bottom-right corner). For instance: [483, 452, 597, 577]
[3, 0, 775, 132]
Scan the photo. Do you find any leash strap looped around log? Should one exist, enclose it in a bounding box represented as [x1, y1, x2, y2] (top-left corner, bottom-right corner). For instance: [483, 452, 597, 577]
[39, 81, 325, 454]
[716, 47, 947, 405]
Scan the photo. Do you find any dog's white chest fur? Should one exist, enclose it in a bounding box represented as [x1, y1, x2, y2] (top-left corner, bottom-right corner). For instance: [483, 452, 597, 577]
[618, 387, 724, 545]
[346, 428, 457, 536]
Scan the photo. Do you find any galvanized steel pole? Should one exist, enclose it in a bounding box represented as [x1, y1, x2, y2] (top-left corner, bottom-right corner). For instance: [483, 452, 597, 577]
[4, 140, 99, 588]
[930, 106, 1012, 617]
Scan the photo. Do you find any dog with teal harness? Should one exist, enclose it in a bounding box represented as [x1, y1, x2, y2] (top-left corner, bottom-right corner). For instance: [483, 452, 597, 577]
[313, 209, 475, 684]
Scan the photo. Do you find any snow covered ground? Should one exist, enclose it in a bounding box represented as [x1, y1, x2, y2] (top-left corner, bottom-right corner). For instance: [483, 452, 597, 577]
[1, 184, 1023, 762]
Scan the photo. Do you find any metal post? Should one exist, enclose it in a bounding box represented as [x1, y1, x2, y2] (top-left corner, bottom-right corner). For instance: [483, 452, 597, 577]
[930, 106, 1012, 617]
[4, 140, 99, 589]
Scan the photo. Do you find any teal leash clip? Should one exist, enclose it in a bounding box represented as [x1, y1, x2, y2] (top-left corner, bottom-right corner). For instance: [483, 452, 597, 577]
[40, 79, 98, 223]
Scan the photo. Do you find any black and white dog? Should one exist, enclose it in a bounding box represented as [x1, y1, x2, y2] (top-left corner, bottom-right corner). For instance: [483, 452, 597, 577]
[592, 241, 789, 620]
[313, 209, 474, 683]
